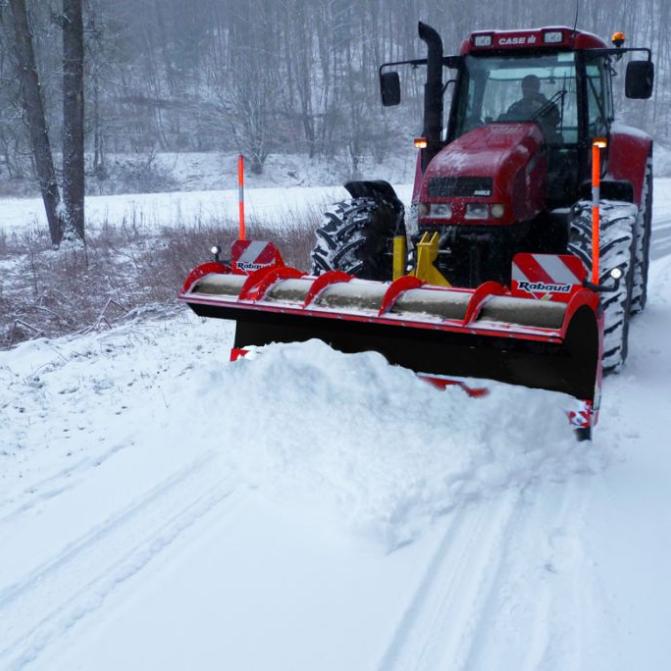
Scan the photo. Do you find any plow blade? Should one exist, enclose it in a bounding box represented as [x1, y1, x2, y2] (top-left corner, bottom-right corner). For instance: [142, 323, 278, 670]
[179, 265, 602, 405]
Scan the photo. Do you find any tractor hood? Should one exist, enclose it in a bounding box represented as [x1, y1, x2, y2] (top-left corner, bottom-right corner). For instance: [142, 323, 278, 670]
[419, 123, 547, 226]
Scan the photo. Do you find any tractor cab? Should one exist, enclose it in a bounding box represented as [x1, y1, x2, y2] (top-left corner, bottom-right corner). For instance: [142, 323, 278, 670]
[449, 28, 634, 208]
[450, 49, 584, 208]
[378, 23, 653, 287]
[381, 25, 653, 210]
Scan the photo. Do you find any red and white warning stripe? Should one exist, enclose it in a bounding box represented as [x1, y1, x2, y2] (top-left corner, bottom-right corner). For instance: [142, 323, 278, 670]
[512, 253, 586, 301]
[231, 239, 283, 273]
[567, 399, 596, 429]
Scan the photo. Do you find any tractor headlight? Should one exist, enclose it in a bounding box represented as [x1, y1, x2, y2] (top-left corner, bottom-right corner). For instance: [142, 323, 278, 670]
[418, 202, 430, 217]
[491, 203, 505, 218]
[465, 203, 489, 220]
[429, 203, 452, 219]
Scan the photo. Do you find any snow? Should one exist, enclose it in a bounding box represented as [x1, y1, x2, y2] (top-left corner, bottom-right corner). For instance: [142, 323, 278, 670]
[0, 185, 341, 236]
[1, 185, 671, 669]
[0, 182, 414, 239]
[0, 320, 592, 670]
[146, 151, 418, 192]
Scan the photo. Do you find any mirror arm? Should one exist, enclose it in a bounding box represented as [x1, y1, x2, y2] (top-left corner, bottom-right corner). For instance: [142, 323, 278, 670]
[441, 79, 456, 96]
[379, 55, 462, 76]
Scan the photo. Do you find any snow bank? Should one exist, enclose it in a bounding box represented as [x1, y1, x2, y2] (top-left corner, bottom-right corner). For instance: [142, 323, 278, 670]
[150, 339, 597, 549]
[1, 316, 598, 552]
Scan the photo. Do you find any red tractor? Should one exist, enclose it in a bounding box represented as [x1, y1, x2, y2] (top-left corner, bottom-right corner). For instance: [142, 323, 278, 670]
[312, 23, 654, 373]
[180, 23, 654, 439]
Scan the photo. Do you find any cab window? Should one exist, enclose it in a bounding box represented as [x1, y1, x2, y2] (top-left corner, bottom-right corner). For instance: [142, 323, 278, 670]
[453, 52, 579, 145]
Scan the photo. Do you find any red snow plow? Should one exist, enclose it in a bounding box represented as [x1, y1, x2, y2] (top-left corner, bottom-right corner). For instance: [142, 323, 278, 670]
[180, 22, 654, 440]
[180, 239, 605, 439]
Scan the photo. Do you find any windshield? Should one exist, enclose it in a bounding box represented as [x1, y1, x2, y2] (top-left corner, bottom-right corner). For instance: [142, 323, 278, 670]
[453, 52, 579, 145]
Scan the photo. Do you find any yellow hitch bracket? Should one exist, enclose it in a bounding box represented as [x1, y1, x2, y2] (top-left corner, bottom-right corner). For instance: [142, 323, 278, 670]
[411, 232, 451, 286]
[392, 235, 407, 280]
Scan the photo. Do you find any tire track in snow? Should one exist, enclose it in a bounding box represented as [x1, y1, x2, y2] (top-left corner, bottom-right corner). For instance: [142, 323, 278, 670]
[0, 442, 132, 527]
[526, 482, 584, 671]
[454, 477, 611, 671]
[376, 489, 521, 671]
[0, 451, 241, 670]
[528, 480, 613, 671]
[459, 481, 577, 671]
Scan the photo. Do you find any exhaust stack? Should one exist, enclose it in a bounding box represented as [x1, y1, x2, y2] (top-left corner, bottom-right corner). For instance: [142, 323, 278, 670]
[418, 21, 444, 167]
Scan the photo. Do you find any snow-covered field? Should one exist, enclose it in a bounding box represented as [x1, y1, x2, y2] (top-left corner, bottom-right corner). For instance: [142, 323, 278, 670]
[1, 183, 670, 669]
[0, 183, 417, 238]
[2, 175, 670, 253]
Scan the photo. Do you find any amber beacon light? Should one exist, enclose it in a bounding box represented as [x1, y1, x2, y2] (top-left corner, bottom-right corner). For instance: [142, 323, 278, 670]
[612, 31, 625, 48]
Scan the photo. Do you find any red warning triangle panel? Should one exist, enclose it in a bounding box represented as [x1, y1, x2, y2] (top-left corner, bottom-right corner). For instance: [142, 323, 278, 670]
[512, 253, 587, 302]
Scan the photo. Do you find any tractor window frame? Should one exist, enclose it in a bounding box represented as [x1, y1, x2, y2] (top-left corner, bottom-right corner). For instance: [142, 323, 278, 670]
[583, 55, 613, 140]
[448, 51, 581, 146]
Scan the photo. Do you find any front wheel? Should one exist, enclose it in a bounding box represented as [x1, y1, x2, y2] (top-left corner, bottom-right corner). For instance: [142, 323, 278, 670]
[568, 200, 637, 373]
[311, 197, 403, 281]
[631, 156, 653, 314]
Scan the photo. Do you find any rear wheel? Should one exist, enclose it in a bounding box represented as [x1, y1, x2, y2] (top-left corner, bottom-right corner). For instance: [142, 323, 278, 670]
[631, 157, 653, 314]
[568, 200, 637, 373]
[311, 197, 403, 280]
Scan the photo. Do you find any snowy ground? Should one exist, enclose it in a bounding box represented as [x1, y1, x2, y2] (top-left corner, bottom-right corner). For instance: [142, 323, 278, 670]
[0, 186, 670, 669]
[0, 151, 417, 236]
[0, 183, 414, 244]
[0, 184, 345, 237]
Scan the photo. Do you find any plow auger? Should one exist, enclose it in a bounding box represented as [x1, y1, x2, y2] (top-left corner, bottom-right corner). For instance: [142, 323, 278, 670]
[179, 237, 611, 440]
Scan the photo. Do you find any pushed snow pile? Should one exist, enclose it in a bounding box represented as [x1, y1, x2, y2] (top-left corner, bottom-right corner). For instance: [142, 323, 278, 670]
[0, 317, 601, 551]
[175, 340, 597, 549]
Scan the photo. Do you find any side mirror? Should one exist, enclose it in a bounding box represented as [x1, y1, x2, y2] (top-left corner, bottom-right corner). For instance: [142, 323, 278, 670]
[625, 60, 654, 99]
[380, 71, 401, 106]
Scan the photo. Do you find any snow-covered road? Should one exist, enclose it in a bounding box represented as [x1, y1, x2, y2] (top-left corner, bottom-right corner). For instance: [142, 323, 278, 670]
[652, 178, 671, 260]
[1, 185, 670, 669]
[1, 273, 669, 669]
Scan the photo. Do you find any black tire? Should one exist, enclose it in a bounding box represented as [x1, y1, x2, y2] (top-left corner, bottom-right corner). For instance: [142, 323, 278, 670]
[311, 197, 403, 280]
[631, 156, 653, 314]
[568, 200, 638, 373]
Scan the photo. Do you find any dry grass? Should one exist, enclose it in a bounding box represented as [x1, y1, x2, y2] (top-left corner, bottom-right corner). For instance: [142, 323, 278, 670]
[0, 207, 321, 348]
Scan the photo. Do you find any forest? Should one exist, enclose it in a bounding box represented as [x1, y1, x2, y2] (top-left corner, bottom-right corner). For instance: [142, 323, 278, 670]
[0, 0, 667, 192]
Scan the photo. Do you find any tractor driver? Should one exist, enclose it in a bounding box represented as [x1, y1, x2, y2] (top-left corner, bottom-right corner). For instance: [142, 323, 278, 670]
[502, 74, 561, 141]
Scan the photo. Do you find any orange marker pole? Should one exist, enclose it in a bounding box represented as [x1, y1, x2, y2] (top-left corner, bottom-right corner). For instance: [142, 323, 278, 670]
[238, 154, 246, 240]
[591, 141, 602, 285]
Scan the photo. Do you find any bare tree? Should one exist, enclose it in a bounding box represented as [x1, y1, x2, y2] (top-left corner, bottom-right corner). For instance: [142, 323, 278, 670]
[1, 0, 669, 191]
[62, 0, 85, 240]
[226, 0, 276, 174]
[8, 0, 64, 246]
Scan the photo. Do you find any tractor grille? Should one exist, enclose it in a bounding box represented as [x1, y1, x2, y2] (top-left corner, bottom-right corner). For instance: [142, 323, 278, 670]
[428, 177, 493, 198]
